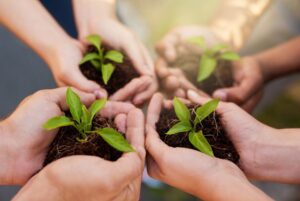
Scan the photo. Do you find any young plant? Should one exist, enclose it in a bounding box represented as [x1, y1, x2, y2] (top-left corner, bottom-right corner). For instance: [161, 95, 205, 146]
[80, 34, 124, 85]
[166, 97, 219, 156]
[187, 36, 240, 82]
[43, 87, 134, 152]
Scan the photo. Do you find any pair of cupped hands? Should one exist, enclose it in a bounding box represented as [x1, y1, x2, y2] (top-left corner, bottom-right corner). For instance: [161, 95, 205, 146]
[3, 86, 270, 201]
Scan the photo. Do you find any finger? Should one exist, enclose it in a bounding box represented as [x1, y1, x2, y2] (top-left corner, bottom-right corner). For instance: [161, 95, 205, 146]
[155, 58, 170, 78]
[241, 90, 263, 113]
[139, 42, 155, 74]
[145, 126, 169, 163]
[212, 77, 260, 104]
[133, 77, 158, 105]
[126, 109, 145, 155]
[124, 38, 152, 75]
[109, 76, 151, 102]
[156, 33, 178, 62]
[114, 114, 127, 133]
[163, 75, 181, 92]
[146, 93, 164, 128]
[175, 88, 186, 98]
[64, 68, 107, 97]
[100, 101, 135, 118]
[47, 87, 96, 111]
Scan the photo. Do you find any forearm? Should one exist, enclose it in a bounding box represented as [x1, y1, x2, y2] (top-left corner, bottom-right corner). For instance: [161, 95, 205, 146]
[72, 0, 117, 39]
[249, 128, 300, 183]
[201, 178, 272, 201]
[0, 0, 72, 64]
[13, 172, 63, 201]
[254, 37, 300, 82]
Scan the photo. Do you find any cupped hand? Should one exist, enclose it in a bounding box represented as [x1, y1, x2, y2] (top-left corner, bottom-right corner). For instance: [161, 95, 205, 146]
[0, 87, 95, 184]
[73, 0, 158, 105]
[14, 109, 145, 201]
[47, 39, 108, 98]
[187, 90, 275, 179]
[212, 57, 264, 112]
[86, 19, 157, 105]
[155, 58, 209, 99]
[145, 93, 270, 201]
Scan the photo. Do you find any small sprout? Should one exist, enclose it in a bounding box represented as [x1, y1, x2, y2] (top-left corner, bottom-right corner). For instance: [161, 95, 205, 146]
[187, 36, 240, 82]
[166, 97, 220, 157]
[43, 87, 134, 153]
[80, 34, 124, 85]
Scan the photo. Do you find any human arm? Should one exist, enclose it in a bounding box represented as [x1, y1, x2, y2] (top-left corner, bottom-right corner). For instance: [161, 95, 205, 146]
[13, 108, 145, 201]
[0, 0, 105, 95]
[145, 93, 272, 201]
[72, 0, 158, 104]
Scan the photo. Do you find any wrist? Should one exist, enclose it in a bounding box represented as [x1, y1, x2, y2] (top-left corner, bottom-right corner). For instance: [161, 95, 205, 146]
[73, 0, 117, 39]
[13, 170, 63, 201]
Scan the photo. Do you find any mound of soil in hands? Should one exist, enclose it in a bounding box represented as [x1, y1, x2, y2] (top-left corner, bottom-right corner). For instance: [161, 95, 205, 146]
[44, 115, 123, 166]
[156, 106, 239, 164]
[169, 45, 233, 95]
[80, 45, 139, 95]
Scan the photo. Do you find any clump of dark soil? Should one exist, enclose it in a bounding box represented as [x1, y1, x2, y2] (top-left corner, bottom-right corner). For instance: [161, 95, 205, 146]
[80, 45, 139, 95]
[169, 44, 233, 95]
[156, 106, 239, 164]
[44, 115, 123, 166]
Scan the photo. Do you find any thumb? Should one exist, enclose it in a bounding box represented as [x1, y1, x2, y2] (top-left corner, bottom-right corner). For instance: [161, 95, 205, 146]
[66, 69, 107, 98]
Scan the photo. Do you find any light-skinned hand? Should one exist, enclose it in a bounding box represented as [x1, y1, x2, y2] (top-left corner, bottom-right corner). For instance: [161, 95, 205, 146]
[145, 93, 271, 201]
[13, 109, 145, 201]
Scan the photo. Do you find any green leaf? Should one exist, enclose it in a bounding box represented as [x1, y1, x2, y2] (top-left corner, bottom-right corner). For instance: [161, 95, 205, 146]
[66, 87, 82, 123]
[194, 99, 219, 126]
[81, 104, 91, 131]
[96, 128, 134, 152]
[86, 34, 101, 51]
[220, 52, 240, 61]
[211, 44, 229, 54]
[89, 98, 107, 122]
[102, 63, 115, 85]
[91, 60, 101, 70]
[198, 54, 217, 82]
[43, 116, 74, 130]
[173, 97, 191, 122]
[187, 36, 205, 47]
[189, 130, 214, 157]
[79, 53, 99, 65]
[166, 121, 192, 135]
[105, 50, 124, 63]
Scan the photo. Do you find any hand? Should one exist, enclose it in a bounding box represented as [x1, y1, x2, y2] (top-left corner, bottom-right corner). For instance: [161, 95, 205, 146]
[155, 58, 209, 99]
[212, 57, 264, 112]
[73, 0, 158, 105]
[145, 93, 270, 201]
[155, 25, 221, 99]
[0, 87, 95, 185]
[13, 109, 145, 201]
[46, 39, 108, 98]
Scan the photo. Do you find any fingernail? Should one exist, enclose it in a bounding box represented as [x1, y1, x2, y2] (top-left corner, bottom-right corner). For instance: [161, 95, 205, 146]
[94, 90, 107, 99]
[214, 91, 227, 101]
[187, 90, 198, 98]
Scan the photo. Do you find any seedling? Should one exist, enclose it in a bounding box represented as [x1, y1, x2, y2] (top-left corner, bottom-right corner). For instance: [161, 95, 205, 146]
[80, 34, 124, 85]
[166, 97, 219, 156]
[43, 88, 134, 152]
[187, 36, 240, 82]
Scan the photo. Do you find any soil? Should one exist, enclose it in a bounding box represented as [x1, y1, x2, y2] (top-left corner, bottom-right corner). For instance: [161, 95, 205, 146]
[156, 106, 239, 164]
[43, 114, 123, 166]
[169, 44, 234, 95]
[80, 45, 139, 95]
